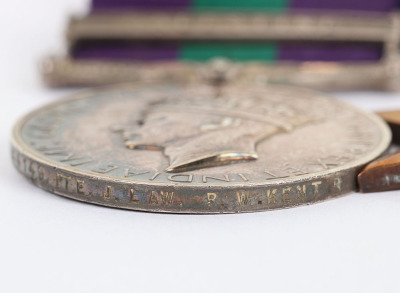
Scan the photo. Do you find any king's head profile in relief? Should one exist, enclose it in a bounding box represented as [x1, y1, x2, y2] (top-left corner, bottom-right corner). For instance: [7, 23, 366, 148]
[118, 91, 319, 173]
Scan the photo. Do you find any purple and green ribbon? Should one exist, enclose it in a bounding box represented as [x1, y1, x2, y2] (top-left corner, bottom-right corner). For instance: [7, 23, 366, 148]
[91, 0, 398, 13]
[72, 0, 398, 62]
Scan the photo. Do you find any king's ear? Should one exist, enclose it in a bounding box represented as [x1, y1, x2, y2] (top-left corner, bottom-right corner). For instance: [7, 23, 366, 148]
[201, 117, 241, 131]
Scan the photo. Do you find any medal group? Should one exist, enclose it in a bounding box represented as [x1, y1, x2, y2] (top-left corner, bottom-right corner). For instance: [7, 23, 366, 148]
[12, 0, 400, 212]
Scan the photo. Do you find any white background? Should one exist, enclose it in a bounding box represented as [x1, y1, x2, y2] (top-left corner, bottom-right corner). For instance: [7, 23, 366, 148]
[2, 1, 400, 292]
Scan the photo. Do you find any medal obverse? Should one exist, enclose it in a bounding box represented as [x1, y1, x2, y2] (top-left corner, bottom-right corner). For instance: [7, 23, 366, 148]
[11, 84, 390, 213]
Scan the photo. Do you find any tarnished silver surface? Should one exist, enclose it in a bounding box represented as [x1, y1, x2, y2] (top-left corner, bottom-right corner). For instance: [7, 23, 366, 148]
[42, 57, 400, 91]
[67, 12, 399, 46]
[11, 83, 390, 213]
